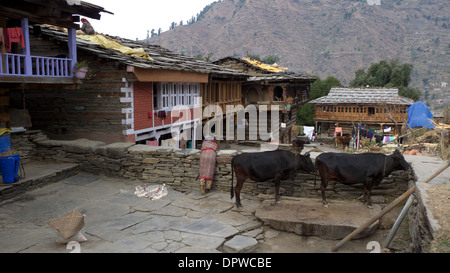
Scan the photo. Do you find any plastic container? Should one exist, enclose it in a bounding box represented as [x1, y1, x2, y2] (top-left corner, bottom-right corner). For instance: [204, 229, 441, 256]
[0, 154, 20, 183]
[0, 134, 12, 154]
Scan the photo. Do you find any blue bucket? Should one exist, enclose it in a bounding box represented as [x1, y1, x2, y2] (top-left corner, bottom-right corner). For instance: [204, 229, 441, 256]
[0, 154, 20, 184]
[0, 134, 12, 154]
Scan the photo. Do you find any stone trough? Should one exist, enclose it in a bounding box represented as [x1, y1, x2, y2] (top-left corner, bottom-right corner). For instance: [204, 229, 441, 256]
[255, 197, 382, 240]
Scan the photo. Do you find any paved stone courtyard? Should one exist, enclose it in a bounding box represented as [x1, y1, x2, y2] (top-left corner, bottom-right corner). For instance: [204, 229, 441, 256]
[0, 167, 400, 253]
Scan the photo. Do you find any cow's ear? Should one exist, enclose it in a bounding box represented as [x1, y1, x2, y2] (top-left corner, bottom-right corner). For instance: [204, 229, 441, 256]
[304, 151, 311, 157]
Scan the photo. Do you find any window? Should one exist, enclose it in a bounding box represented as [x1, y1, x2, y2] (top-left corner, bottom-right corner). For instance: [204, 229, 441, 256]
[161, 84, 169, 108]
[154, 82, 199, 110]
[273, 86, 284, 101]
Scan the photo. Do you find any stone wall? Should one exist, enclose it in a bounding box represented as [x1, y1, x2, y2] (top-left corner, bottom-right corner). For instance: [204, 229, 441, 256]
[10, 130, 48, 163]
[31, 137, 413, 203]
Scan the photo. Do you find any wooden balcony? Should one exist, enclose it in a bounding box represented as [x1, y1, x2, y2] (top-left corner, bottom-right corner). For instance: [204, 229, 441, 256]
[0, 18, 77, 84]
[0, 53, 72, 78]
[314, 104, 409, 124]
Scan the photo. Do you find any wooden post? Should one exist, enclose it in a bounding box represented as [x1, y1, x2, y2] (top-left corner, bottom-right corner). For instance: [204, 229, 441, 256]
[331, 186, 416, 252]
[332, 160, 449, 252]
[21, 18, 32, 76]
[67, 28, 77, 76]
[423, 162, 449, 183]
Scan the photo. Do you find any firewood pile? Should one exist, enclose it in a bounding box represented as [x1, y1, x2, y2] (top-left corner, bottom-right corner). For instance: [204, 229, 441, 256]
[403, 122, 449, 159]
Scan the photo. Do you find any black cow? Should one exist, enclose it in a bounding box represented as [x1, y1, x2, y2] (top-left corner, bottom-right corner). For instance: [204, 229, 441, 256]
[315, 149, 410, 208]
[230, 150, 316, 208]
[291, 139, 310, 154]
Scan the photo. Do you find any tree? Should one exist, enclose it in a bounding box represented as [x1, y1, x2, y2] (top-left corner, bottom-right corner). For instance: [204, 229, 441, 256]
[349, 59, 421, 101]
[310, 76, 342, 99]
[262, 55, 279, 65]
[297, 76, 342, 126]
[194, 52, 214, 62]
[169, 22, 177, 30]
[296, 104, 315, 126]
[247, 53, 261, 61]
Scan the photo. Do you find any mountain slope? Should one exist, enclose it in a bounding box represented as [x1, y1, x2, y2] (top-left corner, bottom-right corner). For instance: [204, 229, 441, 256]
[148, 0, 449, 91]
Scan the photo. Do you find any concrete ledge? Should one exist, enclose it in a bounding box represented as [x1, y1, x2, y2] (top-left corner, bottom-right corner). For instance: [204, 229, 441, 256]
[405, 155, 450, 252]
[128, 144, 174, 155]
[61, 138, 106, 154]
[255, 198, 381, 240]
[96, 142, 136, 159]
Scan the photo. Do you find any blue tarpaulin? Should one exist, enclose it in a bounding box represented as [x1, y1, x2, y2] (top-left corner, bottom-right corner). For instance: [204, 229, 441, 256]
[407, 101, 434, 129]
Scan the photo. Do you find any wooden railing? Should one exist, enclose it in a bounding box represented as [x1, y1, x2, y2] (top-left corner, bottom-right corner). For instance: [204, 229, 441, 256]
[314, 105, 408, 123]
[0, 53, 72, 77]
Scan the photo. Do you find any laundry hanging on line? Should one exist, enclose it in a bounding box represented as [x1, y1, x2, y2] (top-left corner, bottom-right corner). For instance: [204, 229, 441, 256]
[2, 28, 25, 52]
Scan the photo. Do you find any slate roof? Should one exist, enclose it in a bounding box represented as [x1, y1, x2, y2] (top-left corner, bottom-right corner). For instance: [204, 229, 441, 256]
[39, 26, 248, 79]
[309, 88, 415, 105]
[213, 56, 316, 83]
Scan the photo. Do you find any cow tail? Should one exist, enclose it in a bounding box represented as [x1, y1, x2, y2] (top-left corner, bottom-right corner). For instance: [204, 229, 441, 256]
[314, 160, 318, 191]
[230, 159, 235, 199]
[314, 170, 317, 191]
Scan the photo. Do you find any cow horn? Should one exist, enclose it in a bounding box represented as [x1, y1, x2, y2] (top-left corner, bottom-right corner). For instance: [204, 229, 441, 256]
[304, 151, 311, 157]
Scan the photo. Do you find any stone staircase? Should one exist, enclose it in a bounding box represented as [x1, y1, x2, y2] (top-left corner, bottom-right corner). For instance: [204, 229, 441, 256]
[0, 160, 79, 202]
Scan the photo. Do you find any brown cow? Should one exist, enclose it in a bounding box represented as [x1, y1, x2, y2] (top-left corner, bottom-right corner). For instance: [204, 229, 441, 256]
[335, 135, 352, 149]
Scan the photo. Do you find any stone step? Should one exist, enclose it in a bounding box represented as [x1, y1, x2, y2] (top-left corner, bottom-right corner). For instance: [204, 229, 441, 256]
[255, 198, 381, 240]
[0, 161, 80, 202]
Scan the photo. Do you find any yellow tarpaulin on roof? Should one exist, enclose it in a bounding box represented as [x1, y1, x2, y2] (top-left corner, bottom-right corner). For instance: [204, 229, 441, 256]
[77, 34, 154, 61]
[242, 58, 289, 73]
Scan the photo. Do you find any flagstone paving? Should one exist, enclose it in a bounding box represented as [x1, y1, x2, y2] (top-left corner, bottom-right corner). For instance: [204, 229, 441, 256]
[0, 171, 266, 253]
[4, 150, 446, 253]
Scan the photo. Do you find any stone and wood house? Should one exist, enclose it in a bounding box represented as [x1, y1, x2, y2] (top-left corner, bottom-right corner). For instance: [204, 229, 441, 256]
[4, 22, 247, 148]
[308, 87, 414, 136]
[213, 57, 316, 144]
[0, 0, 111, 130]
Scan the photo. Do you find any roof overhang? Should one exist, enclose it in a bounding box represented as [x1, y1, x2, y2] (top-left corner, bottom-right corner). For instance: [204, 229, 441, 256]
[133, 67, 209, 83]
[0, 0, 112, 29]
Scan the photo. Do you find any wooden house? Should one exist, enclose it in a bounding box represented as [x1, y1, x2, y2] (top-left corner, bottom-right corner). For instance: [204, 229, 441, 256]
[0, 0, 111, 130]
[213, 57, 316, 144]
[309, 87, 414, 136]
[6, 24, 247, 148]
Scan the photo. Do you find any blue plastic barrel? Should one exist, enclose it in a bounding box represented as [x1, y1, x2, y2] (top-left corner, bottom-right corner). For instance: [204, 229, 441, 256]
[0, 154, 20, 183]
[0, 134, 12, 154]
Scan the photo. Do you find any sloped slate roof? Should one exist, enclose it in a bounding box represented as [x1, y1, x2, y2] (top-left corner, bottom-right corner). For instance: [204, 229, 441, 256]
[247, 73, 316, 83]
[39, 26, 248, 79]
[214, 56, 315, 82]
[309, 87, 414, 105]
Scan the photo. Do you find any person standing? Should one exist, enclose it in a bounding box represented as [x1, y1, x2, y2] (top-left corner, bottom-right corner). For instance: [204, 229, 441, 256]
[199, 136, 218, 194]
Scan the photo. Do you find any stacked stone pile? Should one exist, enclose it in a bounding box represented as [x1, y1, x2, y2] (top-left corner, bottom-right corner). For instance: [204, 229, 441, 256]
[10, 130, 48, 163]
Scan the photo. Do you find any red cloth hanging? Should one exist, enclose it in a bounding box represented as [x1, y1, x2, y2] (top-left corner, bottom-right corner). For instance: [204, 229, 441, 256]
[3, 28, 25, 52]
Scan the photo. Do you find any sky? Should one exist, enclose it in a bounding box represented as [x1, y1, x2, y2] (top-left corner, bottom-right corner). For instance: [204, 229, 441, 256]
[84, 0, 217, 40]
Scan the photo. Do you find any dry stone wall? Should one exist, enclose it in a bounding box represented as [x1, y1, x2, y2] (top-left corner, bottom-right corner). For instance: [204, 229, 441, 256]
[30, 137, 412, 202]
